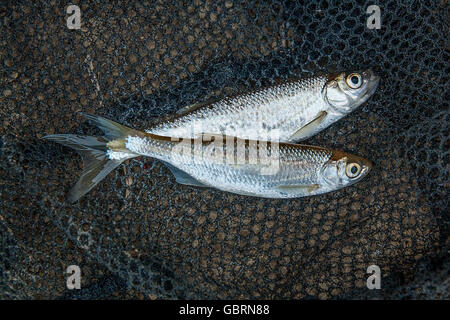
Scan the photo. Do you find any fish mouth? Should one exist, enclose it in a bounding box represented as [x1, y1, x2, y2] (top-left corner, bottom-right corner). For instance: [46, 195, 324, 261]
[355, 157, 373, 183]
[360, 159, 372, 178]
[361, 69, 380, 101]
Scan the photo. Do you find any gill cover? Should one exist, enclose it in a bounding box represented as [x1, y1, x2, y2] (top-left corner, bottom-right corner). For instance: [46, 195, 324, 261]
[324, 69, 380, 113]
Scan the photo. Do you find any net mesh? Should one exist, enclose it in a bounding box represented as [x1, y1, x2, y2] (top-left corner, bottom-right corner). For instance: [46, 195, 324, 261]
[0, 0, 448, 299]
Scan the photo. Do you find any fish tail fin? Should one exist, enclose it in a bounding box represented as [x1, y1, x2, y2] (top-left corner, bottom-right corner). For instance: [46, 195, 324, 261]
[43, 113, 141, 202]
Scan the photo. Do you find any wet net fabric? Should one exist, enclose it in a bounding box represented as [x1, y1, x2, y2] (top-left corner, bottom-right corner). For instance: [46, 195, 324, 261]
[0, 0, 448, 299]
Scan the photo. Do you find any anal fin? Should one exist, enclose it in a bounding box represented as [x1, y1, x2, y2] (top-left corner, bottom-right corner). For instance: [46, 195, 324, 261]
[276, 183, 320, 194]
[160, 161, 208, 188]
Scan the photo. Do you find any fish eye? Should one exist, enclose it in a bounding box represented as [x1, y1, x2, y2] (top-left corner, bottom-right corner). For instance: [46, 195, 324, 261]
[345, 162, 361, 178]
[346, 73, 362, 89]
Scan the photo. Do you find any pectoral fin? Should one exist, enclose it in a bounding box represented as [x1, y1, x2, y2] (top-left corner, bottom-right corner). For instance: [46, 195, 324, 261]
[160, 161, 208, 188]
[289, 111, 327, 141]
[276, 183, 320, 194]
[176, 98, 216, 116]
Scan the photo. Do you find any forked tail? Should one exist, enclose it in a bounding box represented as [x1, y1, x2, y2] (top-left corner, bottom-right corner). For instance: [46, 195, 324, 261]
[43, 113, 142, 202]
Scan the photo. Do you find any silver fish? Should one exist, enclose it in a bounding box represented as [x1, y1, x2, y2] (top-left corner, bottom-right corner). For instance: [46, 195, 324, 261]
[44, 114, 372, 202]
[147, 69, 380, 142]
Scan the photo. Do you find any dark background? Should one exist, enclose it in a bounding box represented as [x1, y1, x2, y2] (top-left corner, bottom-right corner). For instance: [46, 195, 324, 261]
[0, 0, 448, 299]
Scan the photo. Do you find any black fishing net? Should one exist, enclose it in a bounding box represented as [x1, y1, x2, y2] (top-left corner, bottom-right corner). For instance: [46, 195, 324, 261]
[0, 0, 448, 299]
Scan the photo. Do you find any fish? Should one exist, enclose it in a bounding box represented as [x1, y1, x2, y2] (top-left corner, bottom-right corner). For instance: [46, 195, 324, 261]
[147, 69, 380, 142]
[43, 114, 372, 202]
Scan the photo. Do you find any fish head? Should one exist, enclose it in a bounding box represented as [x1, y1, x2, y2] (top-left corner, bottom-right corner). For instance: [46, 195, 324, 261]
[319, 151, 372, 189]
[323, 69, 380, 114]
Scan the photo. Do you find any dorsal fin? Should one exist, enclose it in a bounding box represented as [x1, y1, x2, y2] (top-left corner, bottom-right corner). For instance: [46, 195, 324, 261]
[175, 98, 217, 116]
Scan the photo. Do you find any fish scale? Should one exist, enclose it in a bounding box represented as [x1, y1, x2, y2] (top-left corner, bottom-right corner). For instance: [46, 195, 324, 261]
[147, 76, 328, 142]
